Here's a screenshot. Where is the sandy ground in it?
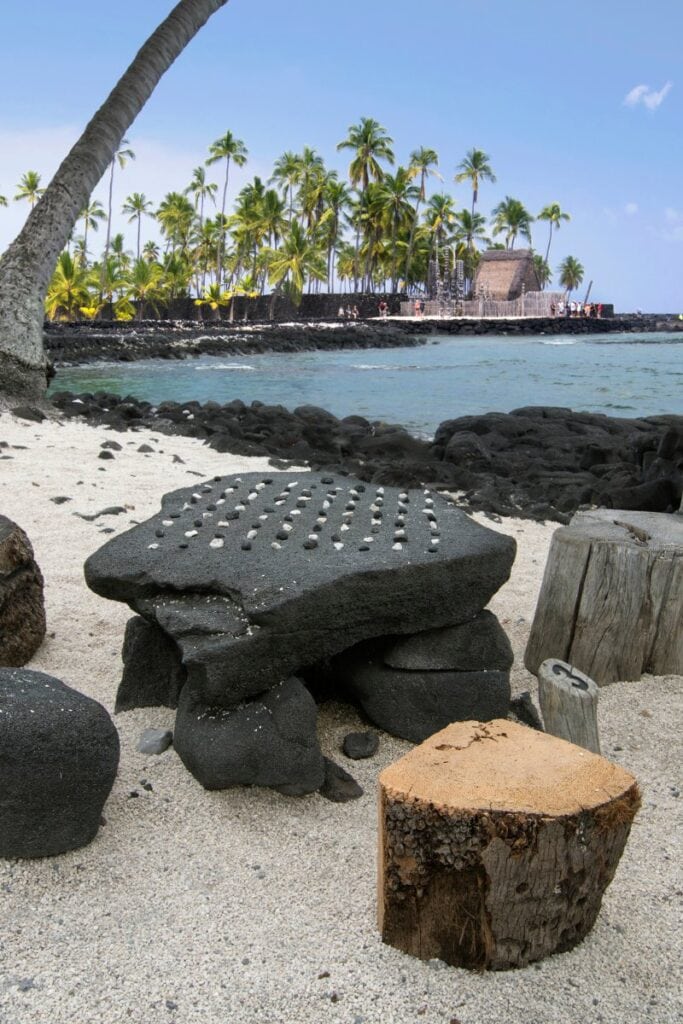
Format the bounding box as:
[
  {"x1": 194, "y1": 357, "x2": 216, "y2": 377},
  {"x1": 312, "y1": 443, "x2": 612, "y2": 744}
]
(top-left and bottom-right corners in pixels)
[{"x1": 0, "y1": 412, "x2": 680, "y2": 1024}]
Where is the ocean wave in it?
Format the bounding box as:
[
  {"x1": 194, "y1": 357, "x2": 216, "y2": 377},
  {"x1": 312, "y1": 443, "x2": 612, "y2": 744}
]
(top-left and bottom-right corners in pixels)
[
  {"x1": 194, "y1": 363, "x2": 256, "y2": 371},
  {"x1": 541, "y1": 340, "x2": 577, "y2": 346}
]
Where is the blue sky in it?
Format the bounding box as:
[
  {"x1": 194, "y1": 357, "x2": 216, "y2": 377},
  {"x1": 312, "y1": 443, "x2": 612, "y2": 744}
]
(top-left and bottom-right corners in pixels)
[{"x1": 0, "y1": 0, "x2": 680, "y2": 310}]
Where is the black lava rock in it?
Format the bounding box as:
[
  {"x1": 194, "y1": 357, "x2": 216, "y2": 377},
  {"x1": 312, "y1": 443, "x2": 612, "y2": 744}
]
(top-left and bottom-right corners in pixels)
[
  {"x1": 0, "y1": 668, "x2": 119, "y2": 858},
  {"x1": 319, "y1": 757, "x2": 363, "y2": 802},
  {"x1": 342, "y1": 731, "x2": 379, "y2": 760},
  {"x1": 117, "y1": 616, "x2": 186, "y2": 712},
  {"x1": 173, "y1": 677, "x2": 325, "y2": 794},
  {"x1": 382, "y1": 610, "x2": 513, "y2": 672}
]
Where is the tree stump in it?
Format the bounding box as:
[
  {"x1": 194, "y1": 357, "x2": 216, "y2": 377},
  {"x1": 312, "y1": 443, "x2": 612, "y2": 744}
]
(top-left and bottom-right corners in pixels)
[
  {"x1": 378, "y1": 719, "x2": 640, "y2": 970},
  {"x1": 538, "y1": 659, "x2": 600, "y2": 753},
  {"x1": 525, "y1": 509, "x2": 683, "y2": 685}
]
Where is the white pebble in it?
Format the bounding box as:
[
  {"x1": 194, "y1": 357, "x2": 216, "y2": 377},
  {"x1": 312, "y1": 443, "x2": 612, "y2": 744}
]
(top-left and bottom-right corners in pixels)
[
  {"x1": 209, "y1": 538, "x2": 224, "y2": 549},
  {"x1": 184, "y1": 530, "x2": 198, "y2": 538},
  {"x1": 247, "y1": 530, "x2": 258, "y2": 540},
  {"x1": 333, "y1": 542, "x2": 344, "y2": 551},
  {"x1": 147, "y1": 543, "x2": 159, "y2": 550},
  {"x1": 392, "y1": 542, "x2": 403, "y2": 551},
  {"x1": 271, "y1": 542, "x2": 281, "y2": 550}
]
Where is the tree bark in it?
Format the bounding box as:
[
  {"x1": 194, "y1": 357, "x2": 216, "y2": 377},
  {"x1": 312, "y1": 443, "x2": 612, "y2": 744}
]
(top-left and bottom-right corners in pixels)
[
  {"x1": 525, "y1": 509, "x2": 683, "y2": 684},
  {"x1": 537, "y1": 658, "x2": 600, "y2": 753},
  {"x1": 0, "y1": 0, "x2": 230, "y2": 401},
  {"x1": 379, "y1": 719, "x2": 640, "y2": 970}
]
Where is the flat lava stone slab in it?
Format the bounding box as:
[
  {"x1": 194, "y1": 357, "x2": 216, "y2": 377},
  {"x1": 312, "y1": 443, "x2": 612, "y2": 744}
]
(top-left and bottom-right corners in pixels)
[{"x1": 85, "y1": 472, "x2": 515, "y2": 705}]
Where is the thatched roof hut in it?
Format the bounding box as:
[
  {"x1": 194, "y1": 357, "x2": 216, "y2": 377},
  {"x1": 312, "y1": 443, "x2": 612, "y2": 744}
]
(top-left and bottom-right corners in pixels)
[{"x1": 473, "y1": 249, "x2": 541, "y2": 300}]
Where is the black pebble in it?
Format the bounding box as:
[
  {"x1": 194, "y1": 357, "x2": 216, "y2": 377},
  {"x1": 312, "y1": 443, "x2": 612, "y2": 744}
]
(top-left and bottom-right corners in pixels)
[{"x1": 343, "y1": 732, "x2": 379, "y2": 760}]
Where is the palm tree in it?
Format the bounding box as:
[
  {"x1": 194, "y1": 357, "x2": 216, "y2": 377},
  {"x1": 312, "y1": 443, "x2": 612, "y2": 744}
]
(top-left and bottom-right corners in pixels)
[
  {"x1": 45, "y1": 251, "x2": 92, "y2": 320},
  {"x1": 455, "y1": 149, "x2": 496, "y2": 218},
  {"x1": 537, "y1": 203, "x2": 571, "y2": 267},
  {"x1": 14, "y1": 171, "x2": 45, "y2": 209},
  {"x1": 267, "y1": 221, "x2": 327, "y2": 303},
  {"x1": 533, "y1": 254, "x2": 552, "y2": 289},
  {"x1": 79, "y1": 199, "x2": 107, "y2": 264},
  {"x1": 491, "y1": 196, "x2": 534, "y2": 250},
  {"x1": 103, "y1": 140, "x2": 135, "y2": 268},
  {"x1": 374, "y1": 168, "x2": 420, "y2": 291},
  {"x1": 127, "y1": 258, "x2": 164, "y2": 318},
  {"x1": 185, "y1": 166, "x2": 217, "y2": 229},
  {"x1": 207, "y1": 131, "x2": 247, "y2": 285},
  {"x1": 122, "y1": 192, "x2": 154, "y2": 260},
  {"x1": 321, "y1": 178, "x2": 351, "y2": 291},
  {"x1": 337, "y1": 117, "x2": 395, "y2": 194},
  {"x1": 0, "y1": 0, "x2": 231, "y2": 400},
  {"x1": 404, "y1": 146, "x2": 441, "y2": 287},
  {"x1": 270, "y1": 151, "x2": 300, "y2": 226},
  {"x1": 142, "y1": 239, "x2": 160, "y2": 263},
  {"x1": 558, "y1": 255, "x2": 584, "y2": 296},
  {"x1": 296, "y1": 147, "x2": 326, "y2": 231},
  {"x1": 453, "y1": 208, "x2": 489, "y2": 292},
  {"x1": 156, "y1": 191, "x2": 196, "y2": 256},
  {"x1": 424, "y1": 193, "x2": 456, "y2": 269}
]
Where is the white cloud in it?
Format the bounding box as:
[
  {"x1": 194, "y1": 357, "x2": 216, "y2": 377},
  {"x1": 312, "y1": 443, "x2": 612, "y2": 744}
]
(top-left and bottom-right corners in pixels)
[
  {"x1": 0, "y1": 124, "x2": 267, "y2": 256},
  {"x1": 624, "y1": 202, "x2": 639, "y2": 216},
  {"x1": 658, "y1": 207, "x2": 683, "y2": 241},
  {"x1": 624, "y1": 81, "x2": 673, "y2": 110}
]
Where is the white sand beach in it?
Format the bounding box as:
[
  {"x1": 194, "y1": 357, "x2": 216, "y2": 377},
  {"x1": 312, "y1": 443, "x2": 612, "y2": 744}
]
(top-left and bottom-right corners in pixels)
[{"x1": 0, "y1": 412, "x2": 680, "y2": 1024}]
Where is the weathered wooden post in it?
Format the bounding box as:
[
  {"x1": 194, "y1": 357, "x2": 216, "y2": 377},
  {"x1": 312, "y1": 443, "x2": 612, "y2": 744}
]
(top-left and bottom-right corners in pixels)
[
  {"x1": 537, "y1": 659, "x2": 600, "y2": 753},
  {"x1": 525, "y1": 509, "x2": 683, "y2": 684},
  {"x1": 378, "y1": 719, "x2": 640, "y2": 970}
]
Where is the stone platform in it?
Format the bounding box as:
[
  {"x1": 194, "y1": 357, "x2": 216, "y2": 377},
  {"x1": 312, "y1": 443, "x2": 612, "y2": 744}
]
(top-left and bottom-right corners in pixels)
[{"x1": 85, "y1": 472, "x2": 516, "y2": 794}]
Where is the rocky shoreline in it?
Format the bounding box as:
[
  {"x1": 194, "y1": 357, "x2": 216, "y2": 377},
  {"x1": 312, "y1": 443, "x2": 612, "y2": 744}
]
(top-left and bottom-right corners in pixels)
[
  {"x1": 44, "y1": 314, "x2": 682, "y2": 367},
  {"x1": 49, "y1": 390, "x2": 683, "y2": 524}
]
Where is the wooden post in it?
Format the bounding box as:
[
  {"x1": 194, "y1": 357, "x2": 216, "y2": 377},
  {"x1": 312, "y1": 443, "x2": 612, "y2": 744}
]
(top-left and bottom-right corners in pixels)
[
  {"x1": 525, "y1": 509, "x2": 683, "y2": 684},
  {"x1": 537, "y1": 658, "x2": 600, "y2": 753},
  {"x1": 378, "y1": 720, "x2": 640, "y2": 970}
]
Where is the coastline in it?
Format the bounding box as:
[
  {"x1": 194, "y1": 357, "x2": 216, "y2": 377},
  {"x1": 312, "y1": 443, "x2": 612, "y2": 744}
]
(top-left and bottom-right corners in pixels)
[
  {"x1": 0, "y1": 411, "x2": 680, "y2": 1024},
  {"x1": 47, "y1": 392, "x2": 683, "y2": 524},
  {"x1": 45, "y1": 314, "x2": 682, "y2": 368}
]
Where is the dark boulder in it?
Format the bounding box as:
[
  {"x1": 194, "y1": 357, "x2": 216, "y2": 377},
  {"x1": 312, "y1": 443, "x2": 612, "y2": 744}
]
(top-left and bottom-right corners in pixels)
[
  {"x1": 383, "y1": 610, "x2": 513, "y2": 672},
  {"x1": 173, "y1": 677, "x2": 324, "y2": 794},
  {"x1": 335, "y1": 640, "x2": 511, "y2": 743},
  {"x1": 0, "y1": 516, "x2": 45, "y2": 666},
  {"x1": 0, "y1": 668, "x2": 119, "y2": 858},
  {"x1": 116, "y1": 616, "x2": 186, "y2": 713}
]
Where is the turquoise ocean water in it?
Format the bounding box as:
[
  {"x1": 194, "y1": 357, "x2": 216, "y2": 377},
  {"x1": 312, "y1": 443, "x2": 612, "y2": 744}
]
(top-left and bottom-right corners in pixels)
[{"x1": 50, "y1": 331, "x2": 683, "y2": 438}]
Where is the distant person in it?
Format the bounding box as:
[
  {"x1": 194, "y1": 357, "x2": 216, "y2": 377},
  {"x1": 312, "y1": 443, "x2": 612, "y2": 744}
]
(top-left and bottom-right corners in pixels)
[
  {"x1": 352, "y1": 305, "x2": 359, "y2": 320},
  {"x1": 378, "y1": 299, "x2": 387, "y2": 318},
  {"x1": 550, "y1": 302, "x2": 556, "y2": 317},
  {"x1": 337, "y1": 304, "x2": 345, "y2": 318},
  {"x1": 419, "y1": 299, "x2": 426, "y2": 316},
  {"x1": 585, "y1": 302, "x2": 592, "y2": 318},
  {"x1": 597, "y1": 303, "x2": 603, "y2": 318},
  {"x1": 557, "y1": 301, "x2": 565, "y2": 317},
  {"x1": 345, "y1": 305, "x2": 352, "y2": 318},
  {"x1": 570, "y1": 300, "x2": 577, "y2": 317},
  {"x1": 414, "y1": 299, "x2": 421, "y2": 317}
]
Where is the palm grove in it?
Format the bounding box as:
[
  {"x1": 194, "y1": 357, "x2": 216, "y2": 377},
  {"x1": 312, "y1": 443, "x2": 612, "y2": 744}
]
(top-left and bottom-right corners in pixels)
[{"x1": 2, "y1": 123, "x2": 583, "y2": 322}]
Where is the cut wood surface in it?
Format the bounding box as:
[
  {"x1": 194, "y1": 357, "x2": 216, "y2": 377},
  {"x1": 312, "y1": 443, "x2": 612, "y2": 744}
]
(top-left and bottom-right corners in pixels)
[
  {"x1": 378, "y1": 719, "x2": 640, "y2": 970},
  {"x1": 525, "y1": 509, "x2": 683, "y2": 684},
  {"x1": 538, "y1": 659, "x2": 600, "y2": 753}
]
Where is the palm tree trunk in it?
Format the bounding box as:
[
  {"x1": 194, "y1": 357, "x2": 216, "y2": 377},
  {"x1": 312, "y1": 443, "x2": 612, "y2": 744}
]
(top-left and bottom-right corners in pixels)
[
  {"x1": 217, "y1": 158, "x2": 230, "y2": 287},
  {"x1": 0, "y1": 0, "x2": 229, "y2": 401},
  {"x1": 136, "y1": 213, "x2": 142, "y2": 261},
  {"x1": 544, "y1": 223, "x2": 552, "y2": 266}
]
